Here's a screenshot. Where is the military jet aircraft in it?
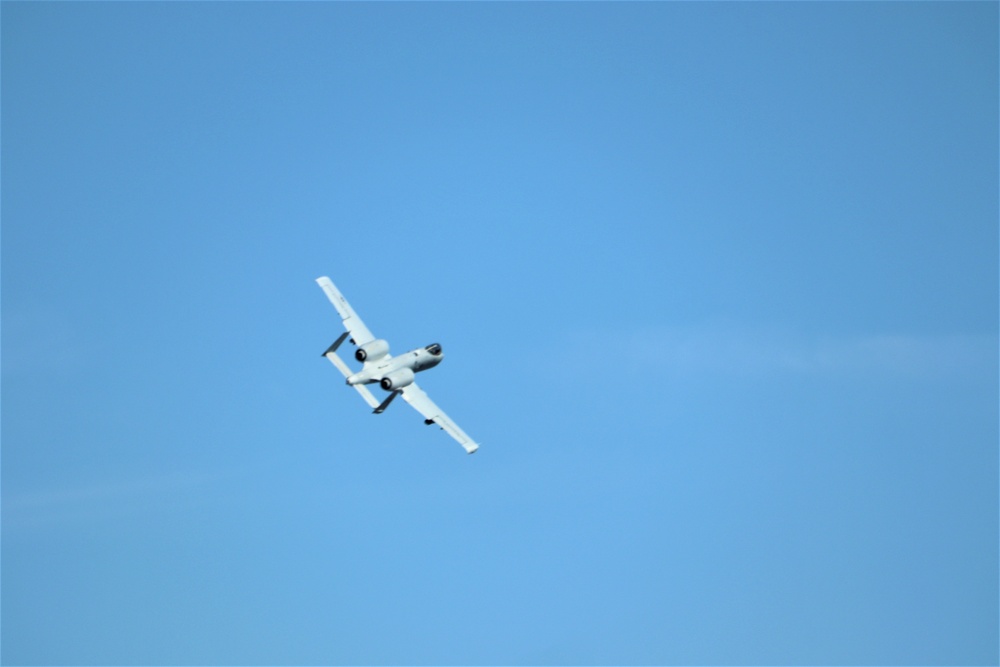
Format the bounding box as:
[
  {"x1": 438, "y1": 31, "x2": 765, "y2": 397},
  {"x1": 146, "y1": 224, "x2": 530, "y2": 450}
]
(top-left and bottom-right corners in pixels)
[{"x1": 316, "y1": 276, "x2": 479, "y2": 454}]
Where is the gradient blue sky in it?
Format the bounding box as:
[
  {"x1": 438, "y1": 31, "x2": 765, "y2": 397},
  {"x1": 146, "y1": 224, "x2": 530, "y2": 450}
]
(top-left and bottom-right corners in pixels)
[{"x1": 2, "y1": 3, "x2": 997, "y2": 665}]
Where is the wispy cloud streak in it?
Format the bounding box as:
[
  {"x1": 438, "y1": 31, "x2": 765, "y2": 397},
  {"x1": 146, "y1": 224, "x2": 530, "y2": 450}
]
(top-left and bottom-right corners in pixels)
[
  {"x1": 571, "y1": 326, "x2": 998, "y2": 379},
  {"x1": 2, "y1": 469, "x2": 228, "y2": 529}
]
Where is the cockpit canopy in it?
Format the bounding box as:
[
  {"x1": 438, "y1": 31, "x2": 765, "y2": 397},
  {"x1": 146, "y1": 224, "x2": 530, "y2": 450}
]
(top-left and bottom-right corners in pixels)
[{"x1": 425, "y1": 343, "x2": 442, "y2": 356}]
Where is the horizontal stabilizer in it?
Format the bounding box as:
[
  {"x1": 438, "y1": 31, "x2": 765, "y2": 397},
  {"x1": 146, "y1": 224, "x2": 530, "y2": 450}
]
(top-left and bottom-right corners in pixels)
[{"x1": 323, "y1": 349, "x2": 379, "y2": 409}]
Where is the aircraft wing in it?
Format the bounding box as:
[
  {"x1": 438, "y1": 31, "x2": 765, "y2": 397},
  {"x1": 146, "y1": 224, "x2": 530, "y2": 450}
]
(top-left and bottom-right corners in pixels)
[
  {"x1": 316, "y1": 276, "x2": 377, "y2": 347},
  {"x1": 401, "y1": 383, "x2": 480, "y2": 454}
]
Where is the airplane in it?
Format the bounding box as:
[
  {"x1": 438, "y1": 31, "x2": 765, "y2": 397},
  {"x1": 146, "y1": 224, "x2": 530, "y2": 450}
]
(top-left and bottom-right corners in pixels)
[{"x1": 316, "y1": 276, "x2": 480, "y2": 454}]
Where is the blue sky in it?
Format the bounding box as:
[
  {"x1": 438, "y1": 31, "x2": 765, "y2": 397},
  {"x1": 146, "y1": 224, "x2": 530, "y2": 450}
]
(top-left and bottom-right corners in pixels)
[{"x1": 2, "y1": 3, "x2": 997, "y2": 665}]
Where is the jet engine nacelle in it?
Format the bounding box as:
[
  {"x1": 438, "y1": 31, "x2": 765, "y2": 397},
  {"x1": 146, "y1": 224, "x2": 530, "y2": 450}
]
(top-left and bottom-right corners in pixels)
[
  {"x1": 355, "y1": 339, "x2": 389, "y2": 362},
  {"x1": 380, "y1": 368, "x2": 415, "y2": 391}
]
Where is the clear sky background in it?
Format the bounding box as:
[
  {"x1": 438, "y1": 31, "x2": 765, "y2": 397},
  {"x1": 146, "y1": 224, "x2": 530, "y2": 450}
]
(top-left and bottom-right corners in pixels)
[{"x1": 2, "y1": 3, "x2": 997, "y2": 665}]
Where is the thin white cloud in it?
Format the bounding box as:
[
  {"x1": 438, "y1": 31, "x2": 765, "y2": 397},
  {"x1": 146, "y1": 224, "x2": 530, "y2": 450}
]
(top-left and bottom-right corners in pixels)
[
  {"x1": 569, "y1": 326, "x2": 998, "y2": 379},
  {"x1": 809, "y1": 333, "x2": 999, "y2": 377},
  {"x1": 2, "y1": 468, "x2": 229, "y2": 529},
  {"x1": 1, "y1": 305, "x2": 90, "y2": 377}
]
